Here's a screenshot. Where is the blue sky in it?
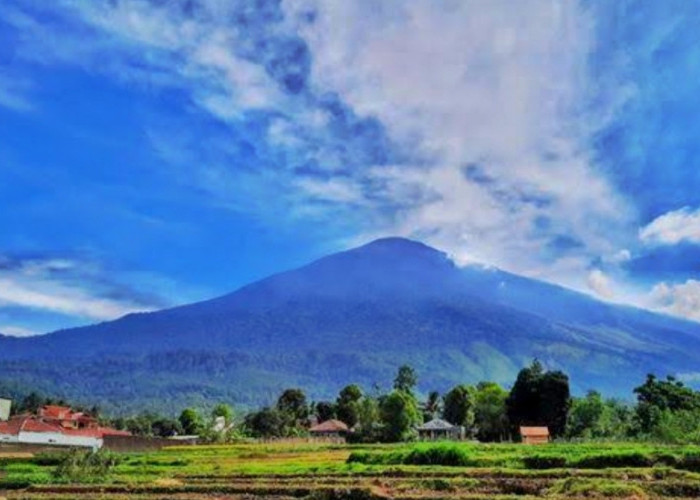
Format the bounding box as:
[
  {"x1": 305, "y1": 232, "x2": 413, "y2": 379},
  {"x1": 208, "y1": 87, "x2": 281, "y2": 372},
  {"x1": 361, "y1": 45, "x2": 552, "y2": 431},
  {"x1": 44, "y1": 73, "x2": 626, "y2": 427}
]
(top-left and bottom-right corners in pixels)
[{"x1": 2, "y1": 0, "x2": 700, "y2": 336}]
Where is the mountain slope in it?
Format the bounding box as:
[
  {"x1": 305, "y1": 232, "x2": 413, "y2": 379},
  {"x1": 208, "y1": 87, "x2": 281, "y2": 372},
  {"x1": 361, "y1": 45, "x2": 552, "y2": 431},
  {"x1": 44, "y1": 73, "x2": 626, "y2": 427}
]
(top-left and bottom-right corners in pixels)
[{"x1": 1, "y1": 237, "x2": 699, "y2": 414}]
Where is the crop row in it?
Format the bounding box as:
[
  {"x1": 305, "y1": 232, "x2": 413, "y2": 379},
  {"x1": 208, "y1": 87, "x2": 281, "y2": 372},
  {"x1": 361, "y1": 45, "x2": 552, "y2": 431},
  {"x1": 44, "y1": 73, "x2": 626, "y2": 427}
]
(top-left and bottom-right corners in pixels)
[{"x1": 347, "y1": 444, "x2": 700, "y2": 471}]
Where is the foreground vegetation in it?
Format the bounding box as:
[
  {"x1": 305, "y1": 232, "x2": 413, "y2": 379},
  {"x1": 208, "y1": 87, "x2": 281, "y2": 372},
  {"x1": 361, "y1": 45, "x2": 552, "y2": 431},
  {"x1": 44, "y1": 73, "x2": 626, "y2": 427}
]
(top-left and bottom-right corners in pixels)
[
  {"x1": 4, "y1": 441, "x2": 700, "y2": 499},
  {"x1": 7, "y1": 361, "x2": 700, "y2": 446}
]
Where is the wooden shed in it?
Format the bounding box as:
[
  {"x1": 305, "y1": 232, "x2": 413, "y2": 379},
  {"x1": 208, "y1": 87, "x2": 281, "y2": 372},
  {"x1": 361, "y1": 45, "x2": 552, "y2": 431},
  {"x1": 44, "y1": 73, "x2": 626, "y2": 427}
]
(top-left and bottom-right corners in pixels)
[{"x1": 519, "y1": 426, "x2": 550, "y2": 444}]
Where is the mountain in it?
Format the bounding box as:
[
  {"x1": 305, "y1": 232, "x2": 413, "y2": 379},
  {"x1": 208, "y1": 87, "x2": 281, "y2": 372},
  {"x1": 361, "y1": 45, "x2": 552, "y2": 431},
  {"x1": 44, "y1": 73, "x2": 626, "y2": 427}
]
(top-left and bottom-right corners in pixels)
[{"x1": 2, "y1": 237, "x2": 700, "y2": 415}]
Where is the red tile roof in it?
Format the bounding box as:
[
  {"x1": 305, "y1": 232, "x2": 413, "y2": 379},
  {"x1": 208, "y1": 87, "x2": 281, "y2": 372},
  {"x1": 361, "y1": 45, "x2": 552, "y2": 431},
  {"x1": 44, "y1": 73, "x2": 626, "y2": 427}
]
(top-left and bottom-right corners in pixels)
[
  {"x1": 40, "y1": 405, "x2": 72, "y2": 419},
  {"x1": 309, "y1": 419, "x2": 349, "y2": 433},
  {"x1": 0, "y1": 412, "x2": 129, "y2": 439}
]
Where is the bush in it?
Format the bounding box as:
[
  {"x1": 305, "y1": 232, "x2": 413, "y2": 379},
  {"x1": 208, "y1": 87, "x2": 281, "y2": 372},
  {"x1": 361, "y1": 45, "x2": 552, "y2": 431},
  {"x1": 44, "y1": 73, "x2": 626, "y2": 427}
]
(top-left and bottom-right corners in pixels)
[
  {"x1": 403, "y1": 445, "x2": 470, "y2": 466},
  {"x1": 53, "y1": 448, "x2": 122, "y2": 482}
]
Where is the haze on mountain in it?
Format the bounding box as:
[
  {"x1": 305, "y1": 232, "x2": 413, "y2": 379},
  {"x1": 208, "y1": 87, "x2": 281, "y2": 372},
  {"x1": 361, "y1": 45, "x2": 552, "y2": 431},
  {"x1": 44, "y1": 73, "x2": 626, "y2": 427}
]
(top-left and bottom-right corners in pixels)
[{"x1": 1, "y1": 237, "x2": 699, "y2": 415}]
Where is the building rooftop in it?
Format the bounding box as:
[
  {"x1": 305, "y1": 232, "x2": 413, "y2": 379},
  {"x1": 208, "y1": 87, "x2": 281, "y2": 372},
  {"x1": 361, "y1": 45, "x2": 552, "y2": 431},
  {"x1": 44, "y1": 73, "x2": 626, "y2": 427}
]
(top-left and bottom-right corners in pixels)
[
  {"x1": 519, "y1": 426, "x2": 550, "y2": 437},
  {"x1": 309, "y1": 419, "x2": 349, "y2": 433},
  {"x1": 417, "y1": 418, "x2": 458, "y2": 431}
]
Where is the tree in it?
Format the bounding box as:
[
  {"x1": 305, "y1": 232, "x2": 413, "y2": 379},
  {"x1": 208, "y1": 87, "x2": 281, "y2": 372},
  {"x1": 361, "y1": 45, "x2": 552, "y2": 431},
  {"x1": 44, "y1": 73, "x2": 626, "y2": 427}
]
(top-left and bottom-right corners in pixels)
[
  {"x1": 276, "y1": 388, "x2": 309, "y2": 433},
  {"x1": 357, "y1": 397, "x2": 380, "y2": 440},
  {"x1": 212, "y1": 403, "x2": 234, "y2": 426},
  {"x1": 314, "y1": 401, "x2": 336, "y2": 423},
  {"x1": 245, "y1": 407, "x2": 284, "y2": 438},
  {"x1": 151, "y1": 417, "x2": 182, "y2": 437},
  {"x1": 179, "y1": 408, "x2": 203, "y2": 435},
  {"x1": 539, "y1": 369, "x2": 571, "y2": 437},
  {"x1": 393, "y1": 365, "x2": 418, "y2": 394},
  {"x1": 567, "y1": 391, "x2": 605, "y2": 439},
  {"x1": 18, "y1": 392, "x2": 43, "y2": 414},
  {"x1": 336, "y1": 384, "x2": 363, "y2": 427},
  {"x1": 474, "y1": 382, "x2": 509, "y2": 442},
  {"x1": 422, "y1": 391, "x2": 442, "y2": 422},
  {"x1": 443, "y1": 385, "x2": 475, "y2": 432},
  {"x1": 599, "y1": 399, "x2": 633, "y2": 439},
  {"x1": 634, "y1": 374, "x2": 700, "y2": 434},
  {"x1": 506, "y1": 360, "x2": 571, "y2": 438},
  {"x1": 380, "y1": 390, "x2": 421, "y2": 442}
]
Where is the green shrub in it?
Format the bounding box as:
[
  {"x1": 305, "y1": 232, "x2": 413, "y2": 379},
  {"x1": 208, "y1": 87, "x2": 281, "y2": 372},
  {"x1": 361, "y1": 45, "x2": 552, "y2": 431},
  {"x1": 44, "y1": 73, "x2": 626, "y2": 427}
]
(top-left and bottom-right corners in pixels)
[
  {"x1": 403, "y1": 445, "x2": 470, "y2": 466},
  {"x1": 52, "y1": 448, "x2": 122, "y2": 482}
]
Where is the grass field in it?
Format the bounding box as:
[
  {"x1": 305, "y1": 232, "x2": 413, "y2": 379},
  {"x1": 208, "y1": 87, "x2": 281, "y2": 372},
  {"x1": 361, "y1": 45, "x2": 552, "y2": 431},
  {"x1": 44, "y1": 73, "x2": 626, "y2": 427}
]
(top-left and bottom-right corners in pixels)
[{"x1": 3, "y1": 441, "x2": 700, "y2": 499}]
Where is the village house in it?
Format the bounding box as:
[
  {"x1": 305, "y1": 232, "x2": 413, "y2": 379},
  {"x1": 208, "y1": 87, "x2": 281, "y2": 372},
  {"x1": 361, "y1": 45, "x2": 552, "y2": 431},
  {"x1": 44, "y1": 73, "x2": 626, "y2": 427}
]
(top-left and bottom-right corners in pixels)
[
  {"x1": 417, "y1": 418, "x2": 465, "y2": 441},
  {"x1": 0, "y1": 402, "x2": 130, "y2": 450},
  {"x1": 519, "y1": 426, "x2": 550, "y2": 444},
  {"x1": 309, "y1": 419, "x2": 349, "y2": 439}
]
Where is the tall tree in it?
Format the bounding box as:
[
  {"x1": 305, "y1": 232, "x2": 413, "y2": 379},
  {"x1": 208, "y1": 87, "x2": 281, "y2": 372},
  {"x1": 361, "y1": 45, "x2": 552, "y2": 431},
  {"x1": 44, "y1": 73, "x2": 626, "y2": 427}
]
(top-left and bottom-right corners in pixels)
[
  {"x1": 634, "y1": 374, "x2": 700, "y2": 434},
  {"x1": 315, "y1": 401, "x2": 336, "y2": 423},
  {"x1": 380, "y1": 390, "x2": 421, "y2": 442},
  {"x1": 336, "y1": 384, "x2": 363, "y2": 427},
  {"x1": 178, "y1": 408, "x2": 203, "y2": 435},
  {"x1": 567, "y1": 391, "x2": 605, "y2": 438},
  {"x1": 474, "y1": 382, "x2": 509, "y2": 442},
  {"x1": 506, "y1": 360, "x2": 571, "y2": 438},
  {"x1": 393, "y1": 365, "x2": 418, "y2": 394},
  {"x1": 422, "y1": 390, "x2": 442, "y2": 422},
  {"x1": 276, "y1": 388, "x2": 309, "y2": 432},
  {"x1": 212, "y1": 403, "x2": 234, "y2": 425},
  {"x1": 443, "y1": 385, "x2": 475, "y2": 431},
  {"x1": 245, "y1": 407, "x2": 284, "y2": 438}
]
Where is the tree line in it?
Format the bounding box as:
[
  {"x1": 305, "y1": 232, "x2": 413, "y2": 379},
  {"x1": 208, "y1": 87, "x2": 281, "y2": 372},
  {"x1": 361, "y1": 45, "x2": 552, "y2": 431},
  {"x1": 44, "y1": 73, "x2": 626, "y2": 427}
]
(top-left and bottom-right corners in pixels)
[{"x1": 6, "y1": 361, "x2": 700, "y2": 443}]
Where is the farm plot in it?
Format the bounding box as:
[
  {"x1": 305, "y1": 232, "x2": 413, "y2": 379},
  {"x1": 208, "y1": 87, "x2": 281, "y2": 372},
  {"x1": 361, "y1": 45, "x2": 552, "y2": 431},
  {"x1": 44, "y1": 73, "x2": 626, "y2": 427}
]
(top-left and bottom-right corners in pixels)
[{"x1": 4, "y1": 441, "x2": 700, "y2": 499}]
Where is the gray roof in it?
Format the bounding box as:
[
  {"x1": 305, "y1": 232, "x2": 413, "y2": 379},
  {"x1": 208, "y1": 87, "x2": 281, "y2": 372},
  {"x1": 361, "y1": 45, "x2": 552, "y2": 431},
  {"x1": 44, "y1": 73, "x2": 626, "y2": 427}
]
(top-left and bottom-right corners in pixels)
[{"x1": 417, "y1": 418, "x2": 458, "y2": 431}]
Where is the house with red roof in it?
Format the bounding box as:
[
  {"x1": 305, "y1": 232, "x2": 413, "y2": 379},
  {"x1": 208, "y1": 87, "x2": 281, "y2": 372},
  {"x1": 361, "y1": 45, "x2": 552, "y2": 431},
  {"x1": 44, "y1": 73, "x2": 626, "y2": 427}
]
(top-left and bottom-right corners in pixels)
[{"x1": 0, "y1": 403, "x2": 130, "y2": 450}]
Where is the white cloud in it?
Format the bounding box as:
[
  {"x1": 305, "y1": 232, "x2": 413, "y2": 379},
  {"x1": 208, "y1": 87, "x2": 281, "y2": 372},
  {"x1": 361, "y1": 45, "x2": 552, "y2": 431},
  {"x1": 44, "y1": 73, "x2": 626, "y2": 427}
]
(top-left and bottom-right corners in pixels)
[
  {"x1": 0, "y1": 325, "x2": 38, "y2": 337},
  {"x1": 0, "y1": 278, "x2": 151, "y2": 320},
  {"x1": 586, "y1": 269, "x2": 614, "y2": 299},
  {"x1": 609, "y1": 249, "x2": 632, "y2": 264},
  {"x1": 0, "y1": 256, "x2": 159, "y2": 322},
  {"x1": 285, "y1": 0, "x2": 633, "y2": 283},
  {"x1": 3, "y1": 1, "x2": 644, "y2": 306},
  {"x1": 639, "y1": 207, "x2": 700, "y2": 246},
  {"x1": 648, "y1": 280, "x2": 700, "y2": 322}
]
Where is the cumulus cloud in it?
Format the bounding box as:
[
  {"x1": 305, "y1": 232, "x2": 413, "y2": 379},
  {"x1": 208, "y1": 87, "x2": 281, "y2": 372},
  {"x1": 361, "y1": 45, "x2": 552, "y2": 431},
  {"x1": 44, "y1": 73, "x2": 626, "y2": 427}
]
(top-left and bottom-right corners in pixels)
[
  {"x1": 639, "y1": 207, "x2": 700, "y2": 246},
  {"x1": 647, "y1": 280, "x2": 700, "y2": 321},
  {"x1": 586, "y1": 269, "x2": 614, "y2": 299}
]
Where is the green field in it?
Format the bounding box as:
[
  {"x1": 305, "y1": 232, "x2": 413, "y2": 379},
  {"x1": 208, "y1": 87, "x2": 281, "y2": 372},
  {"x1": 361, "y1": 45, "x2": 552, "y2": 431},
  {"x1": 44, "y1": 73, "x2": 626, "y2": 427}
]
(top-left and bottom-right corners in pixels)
[{"x1": 3, "y1": 441, "x2": 700, "y2": 499}]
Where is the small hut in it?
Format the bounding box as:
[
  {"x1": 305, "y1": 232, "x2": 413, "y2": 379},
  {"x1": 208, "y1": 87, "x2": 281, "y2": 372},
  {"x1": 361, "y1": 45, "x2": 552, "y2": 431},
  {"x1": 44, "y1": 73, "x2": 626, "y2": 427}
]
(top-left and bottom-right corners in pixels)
[
  {"x1": 309, "y1": 419, "x2": 349, "y2": 439},
  {"x1": 519, "y1": 426, "x2": 550, "y2": 444},
  {"x1": 417, "y1": 418, "x2": 465, "y2": 441}
]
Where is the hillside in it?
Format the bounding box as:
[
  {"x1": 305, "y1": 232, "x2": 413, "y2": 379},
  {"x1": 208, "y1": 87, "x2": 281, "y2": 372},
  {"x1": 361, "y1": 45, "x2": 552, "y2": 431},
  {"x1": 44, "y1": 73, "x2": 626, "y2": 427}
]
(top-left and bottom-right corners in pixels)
[{"x1": 1, "y1": 237, "x2": 700, "y2": 415}]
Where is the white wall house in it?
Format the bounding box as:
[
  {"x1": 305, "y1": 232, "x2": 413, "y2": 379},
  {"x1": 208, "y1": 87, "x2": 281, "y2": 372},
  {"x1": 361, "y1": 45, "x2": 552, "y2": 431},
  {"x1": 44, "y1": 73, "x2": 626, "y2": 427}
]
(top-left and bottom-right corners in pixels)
[
  {"x1": 18, "y1": 431, "x2": 102, "y2": 450},
  {"x1": 0, "y1": 431, "x2": 18, "y2": 443}
]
